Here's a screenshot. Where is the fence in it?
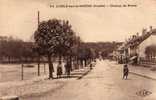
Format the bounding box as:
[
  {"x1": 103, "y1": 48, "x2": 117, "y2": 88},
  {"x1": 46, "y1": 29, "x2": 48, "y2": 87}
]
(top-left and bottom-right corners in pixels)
[{"x1": 139, "y1": 58, "x2": 156, "y2": 66}]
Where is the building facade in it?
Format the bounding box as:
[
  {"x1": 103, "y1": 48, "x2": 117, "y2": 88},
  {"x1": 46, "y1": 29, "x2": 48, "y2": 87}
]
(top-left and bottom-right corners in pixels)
[{"x1": 124, "y1": 27, "x2": 156, "y2": 64}]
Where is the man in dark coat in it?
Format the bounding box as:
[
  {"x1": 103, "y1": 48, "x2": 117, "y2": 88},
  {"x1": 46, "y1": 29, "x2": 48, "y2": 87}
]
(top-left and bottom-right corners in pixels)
[{"x1": 123, "y1": 64, "x2": 129, "y2": 80}]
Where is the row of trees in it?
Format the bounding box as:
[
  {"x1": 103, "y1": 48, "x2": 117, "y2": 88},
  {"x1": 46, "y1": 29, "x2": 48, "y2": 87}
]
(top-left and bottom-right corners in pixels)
[
  {"x1": 0, "y1": 34, "x2": 120, "y2": 65},
  {"x1": 34, "y1": 19, "x2": 95, "y2": 79},
  {"x1": 0, "y1": 19, "x2": 102, "y2": 79},
  {"x1": 0, "y1": 35, "x2": 95, "y2": 65},
  {"x1": 0, "y1": 36, "x2": 36, "y2": 63},
  {"x1": 0, "y1": 36, "x2": 94, "y2": 64},
  {"x1": 83, "y1": 42, "x2": 123, "y2": 59}
]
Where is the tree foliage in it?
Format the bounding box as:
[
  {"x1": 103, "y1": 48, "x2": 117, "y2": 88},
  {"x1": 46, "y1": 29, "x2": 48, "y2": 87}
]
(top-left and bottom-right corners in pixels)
[{"x1": 34, "y1": 19, "x2": 76, "y2": 57}]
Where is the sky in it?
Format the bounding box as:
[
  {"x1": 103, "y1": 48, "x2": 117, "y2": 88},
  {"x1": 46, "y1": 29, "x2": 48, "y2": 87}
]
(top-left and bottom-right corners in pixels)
[{"x1": 0, "y1": 0, "x2": 156, "y2": 42}]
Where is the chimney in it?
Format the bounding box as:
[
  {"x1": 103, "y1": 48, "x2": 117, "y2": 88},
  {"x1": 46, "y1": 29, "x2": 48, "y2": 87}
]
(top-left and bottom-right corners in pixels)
[
  {"x1": 142, "y1": 28, "x2": 147, "y2": 35},
  {"x1": 136, "y1": 32, "x2": 139, "y2": 37},
  {"x1": 132, "y1": 35, "x2": 136, "y2": 39},
  {"x1": 150, "y1": 26, "x2": 153, "y2": 32}
]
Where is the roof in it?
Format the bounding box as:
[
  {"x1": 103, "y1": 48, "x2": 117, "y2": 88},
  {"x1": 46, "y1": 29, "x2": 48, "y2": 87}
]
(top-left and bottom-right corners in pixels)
[{"x1": 125, "y1": 28, "x2": 156, "y2": 48}]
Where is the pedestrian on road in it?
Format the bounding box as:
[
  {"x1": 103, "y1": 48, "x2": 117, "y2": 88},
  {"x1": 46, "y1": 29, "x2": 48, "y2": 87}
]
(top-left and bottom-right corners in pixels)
[{"x1": 123, "y1": 64, "x2": 129, "y2": 80}]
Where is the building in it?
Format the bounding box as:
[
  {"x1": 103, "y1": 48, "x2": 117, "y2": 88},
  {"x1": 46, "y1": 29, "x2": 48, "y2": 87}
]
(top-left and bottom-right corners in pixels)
[
  {"x1": 124, "y1": 26, "x2": 156, "y2": 64},
  {"x1": 115, "y1": 43, "x2": 127, "y2": 63},
  {"x1": 138, "y1": 29, "x2": 156, "y2": 60}
]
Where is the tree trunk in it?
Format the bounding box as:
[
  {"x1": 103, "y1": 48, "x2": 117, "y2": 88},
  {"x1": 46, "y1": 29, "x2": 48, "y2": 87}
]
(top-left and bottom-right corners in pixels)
[
  {"x1": 80, "y1": 59, "x2": 83, "y2": 68},
  {"x1": 44, "y1": 63, "x2": 46, "y2": 74},
  {"x1": 59, "y1": 55, "x2": 61, "y2": 63},
  {"x1": 8, "y1": 56, "x2": 11, "y2": 63},
  {"x1": 69, "y1": 56, "x2": 72, "y2": 71},
  {"x1": 76, "y1": 56, "x2": 79, "y2": 69},
  {"x1": 84, "y1": 59, "x2": 87, "y2": 67},
  {"x1": 37, "y1": 56, "x2": 40, "y2": 76},
  {"x1": 48, "y1": 55, "x2": 53, "y2": 79}
]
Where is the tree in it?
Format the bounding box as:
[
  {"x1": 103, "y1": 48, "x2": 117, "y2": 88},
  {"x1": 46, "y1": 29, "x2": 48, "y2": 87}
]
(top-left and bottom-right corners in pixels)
[
  {"x1": 77, "y1": 44, "x2": 94, "y2": 67},
  {"x1": 34, "y1": 19, "x2": 77, "y2": 79},
  {"x1": 53, "y1": 20, "x2": 76, "y2": 61},
  {"x1": 145, "y1": 45, "x2": 156, "y2": 60}
]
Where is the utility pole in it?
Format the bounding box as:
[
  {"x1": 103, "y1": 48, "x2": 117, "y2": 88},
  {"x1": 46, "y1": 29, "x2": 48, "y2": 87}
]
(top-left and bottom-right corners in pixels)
[
  {"x1": 21, "y1": 64, "x2": 24, "y2": 80},
  {"x1": 37, "y1": 11, "x2": 41, "y2": 76},
  {"x1": 38, "y1": 11, "x2": 40, "y2": 27}
]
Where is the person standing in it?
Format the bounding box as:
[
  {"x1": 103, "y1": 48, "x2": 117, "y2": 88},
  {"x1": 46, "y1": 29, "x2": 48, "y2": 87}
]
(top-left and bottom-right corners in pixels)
[
  {"x1": 68, "y1": 61, "x2": 71, "y2": 78},
  {"x1": 123, "y1": 64, "x2": 129, "y2": 80},
  {"x1": 57, "y1": 61, "x2": 63, "y2": 78}
]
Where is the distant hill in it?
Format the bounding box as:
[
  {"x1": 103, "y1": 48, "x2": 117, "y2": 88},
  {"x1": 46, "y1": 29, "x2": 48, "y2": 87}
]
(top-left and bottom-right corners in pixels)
[{"x1": 82, "y1": 42, "x2": 123, "y2": 58}]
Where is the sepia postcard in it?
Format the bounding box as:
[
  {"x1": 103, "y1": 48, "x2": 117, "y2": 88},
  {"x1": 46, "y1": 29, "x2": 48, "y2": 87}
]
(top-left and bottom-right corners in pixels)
[{"x1": 0, "y1": 0, "x2": 156, "y2": 100}]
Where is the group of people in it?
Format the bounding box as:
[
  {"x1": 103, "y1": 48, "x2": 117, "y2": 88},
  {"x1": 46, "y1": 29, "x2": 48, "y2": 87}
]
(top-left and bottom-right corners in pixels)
[
  {"x1": 57, "y1": 61, "x2": 71, "y2": 78},
  {"x1": 57, "y1": 60, "x2": 96, "y2": 78}
]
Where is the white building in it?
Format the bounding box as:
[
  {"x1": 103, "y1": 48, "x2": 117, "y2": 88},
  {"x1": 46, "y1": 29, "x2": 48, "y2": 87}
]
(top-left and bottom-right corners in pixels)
[
  {"x1": 138, "y1": 29, "x2": 156, "y2": 59},
  {"x1": 124, "y1": 27, "x2": 156, "y2": 64}
]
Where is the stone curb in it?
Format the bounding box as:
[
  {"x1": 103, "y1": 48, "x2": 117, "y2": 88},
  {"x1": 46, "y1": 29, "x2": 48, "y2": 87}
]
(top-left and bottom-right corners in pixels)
[
  {"x1": 129, "y1": 71, "x2": 156, "y2": 81},
  {"x1": 77, "y1": 68, "x2": 91, "y2": 80}
]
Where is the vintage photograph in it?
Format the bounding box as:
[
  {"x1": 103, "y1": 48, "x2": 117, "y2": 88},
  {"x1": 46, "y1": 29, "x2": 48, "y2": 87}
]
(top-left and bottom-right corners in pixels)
[{"x1": 0, "y1": 0, "x2": 156, "y2": 100}]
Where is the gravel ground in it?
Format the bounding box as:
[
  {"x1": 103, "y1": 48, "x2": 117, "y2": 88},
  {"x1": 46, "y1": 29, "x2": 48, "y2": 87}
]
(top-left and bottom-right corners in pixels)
[
  {"x1": 0, "y1": 63, "x2": 90, "y2": 99},
  {"x1": 0, "y1": 78, "x2": 67, "y2": 98},
  {"x1": 0, "y1": 62, "x2": 67, "y2": 82}
]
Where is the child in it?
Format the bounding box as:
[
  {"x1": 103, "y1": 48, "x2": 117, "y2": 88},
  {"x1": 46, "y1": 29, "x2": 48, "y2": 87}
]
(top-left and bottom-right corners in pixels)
[{"x1": 123, "y1": 64, "x2": 129, "y2": 80}]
